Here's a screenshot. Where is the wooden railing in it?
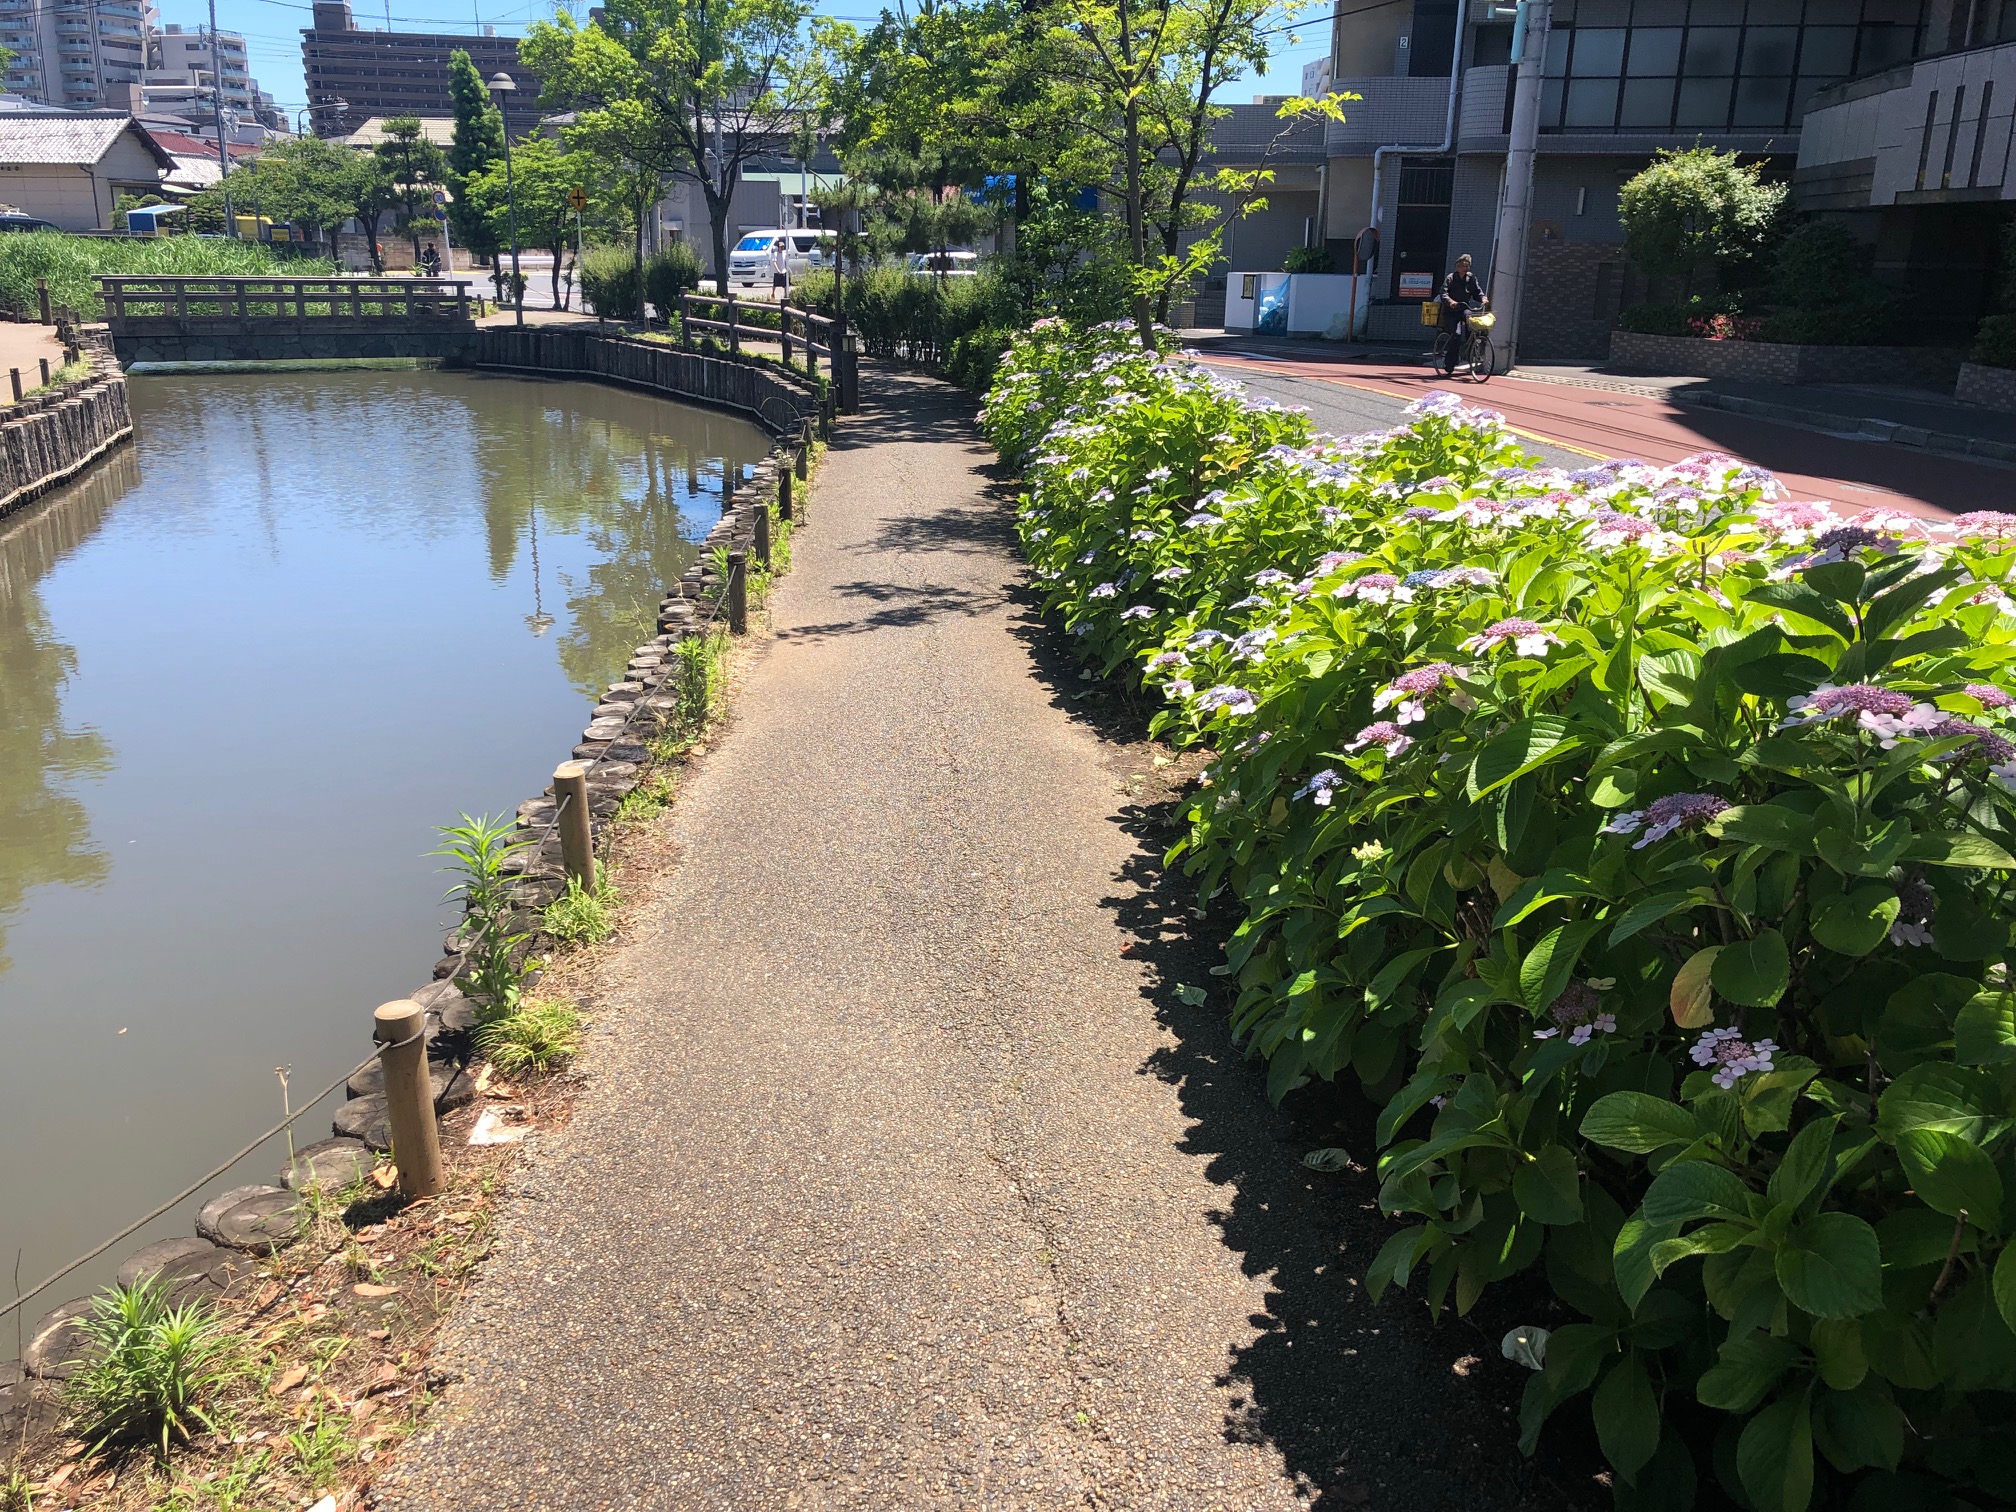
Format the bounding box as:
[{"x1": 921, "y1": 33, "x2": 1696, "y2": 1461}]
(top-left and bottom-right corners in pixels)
[
  {"x1": 99, "y1": 276, "x2": 478, "y2": 325},
  {"x1": 678, "y1": 290, "x2": 838, "y2": 371}
]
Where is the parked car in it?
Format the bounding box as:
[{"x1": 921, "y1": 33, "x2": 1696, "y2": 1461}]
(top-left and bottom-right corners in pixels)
[
  {"x1": 907, "y1": 250, "x2": 980, "y2": 278},
  {"x1": 724, "y1": 229, "x2": 835, "y2": 293},
  {"x1": 0, "y1": 214, "x2": 59, "y2": 233}
]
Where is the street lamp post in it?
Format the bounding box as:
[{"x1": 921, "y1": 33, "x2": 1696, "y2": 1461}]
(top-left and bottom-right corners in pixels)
[{"x1": 487, "y1": 71, "x2": 524, "y2": 327}]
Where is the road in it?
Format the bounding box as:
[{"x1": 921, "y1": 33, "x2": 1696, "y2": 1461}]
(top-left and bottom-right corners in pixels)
[{"x1": 1203, "y1": 349, "x2": 2008, "y2": 520}]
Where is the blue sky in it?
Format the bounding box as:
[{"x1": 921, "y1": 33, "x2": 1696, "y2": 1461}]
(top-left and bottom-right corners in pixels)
[{"x1": 203, "y1": 0, "x2": 1327, "y2": 125}]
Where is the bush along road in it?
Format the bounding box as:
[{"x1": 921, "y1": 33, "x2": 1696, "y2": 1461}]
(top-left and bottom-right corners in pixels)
[{"x1": 981, "y1": 319, "x2": 2016, "y2": 1512}]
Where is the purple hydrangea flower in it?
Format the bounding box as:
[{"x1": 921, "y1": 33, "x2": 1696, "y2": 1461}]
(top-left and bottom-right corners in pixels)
[
  {"x1": 1602, "y1": 792, "x2": 1730, "y2": 848},
  {"x1": 1231, "y1": 627, "x2": 1277, "y2": 662},
  {"x1": 1532, "y1": 982, "x2": 1619, "y2": 1044},
  {"x1": 1782, "y1": 683, "x2": 1943, "y2": 744},
  {"x1": 1196, "y1": 685, "x2": 1258, "y2": 717},
  {"x1": 1164, "y1": 679, "x2": 1194, "y2": 699},
  {"x1": 1891, "y1": 877, "x2": 1936, "y2": 948},
  {"x1": 1968, "y1": 683, "x2": 2015, "y2": 710},
  {"x1": 1120, "y1": 604, "x2": 1154, "y2": 620},
  {"x1": 1187, "y1": 630, "x2": 1231, "y2": 650},
  {"x1": 1334, "y1": 572, "x2": 1408, "y2": 605},
  {"x1": 1155, "y1": 566, "x2": 1191, "y2": 581},
  {"x1": 1090, "y1": 582, "x2": 1118, "y2": 599},
  {"x1": 1147, "y1": 651, "x2": 1188, "y2": 671},
  {"x1": 1293, "y1": 768, "x2": 1344, "y2": 806},
  {"x1": 1691, "y1": 1027, "x2": 1779, "y2": 1089}
]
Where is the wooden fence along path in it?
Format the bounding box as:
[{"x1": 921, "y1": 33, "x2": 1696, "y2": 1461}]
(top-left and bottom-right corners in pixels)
[{"x1": 677, "y1": 292, "x2": 857, "y2": 411}]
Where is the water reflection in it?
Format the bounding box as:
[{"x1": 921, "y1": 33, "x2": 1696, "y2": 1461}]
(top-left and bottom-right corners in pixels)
[{"x1": 0, "y1": 368, "x2": 765, "y2": 1301}]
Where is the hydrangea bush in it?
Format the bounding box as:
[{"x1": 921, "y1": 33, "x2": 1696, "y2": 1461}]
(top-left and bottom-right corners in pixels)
[{"x1": 983, "y1": 321, "x2": 2016, "y2": 1512}]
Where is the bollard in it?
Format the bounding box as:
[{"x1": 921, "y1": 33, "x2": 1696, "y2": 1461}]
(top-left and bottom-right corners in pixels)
[
  {"x1": 728, "y1": 549, "x2": 749, "y2": 635},
  {"x1": 795, "y1": 442, "x2": 808, "y2": 482},
  {"x1": 552, "y1": 760, "x2": 595, "y2": 890},
  {"x1": 37, "y1": 357, "x2": 48, "y2": 387},
  {"x1": 753, "y1": 498, "x2": 771, "y2": 568},
  {"x1": 8, "y1": 370, "x2": 20, "y2": 403},
  {"x1": 373, "y1": 999, "x2": 444, "y2": 1199},
  {"x1": 35, "y1": 278, "x2": 49, "y2": 326},
  {"x1": 778, "y1": 468, "x2": 793, "y2": 522}
]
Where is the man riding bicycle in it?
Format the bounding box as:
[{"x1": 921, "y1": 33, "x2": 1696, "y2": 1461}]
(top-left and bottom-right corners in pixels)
[{"x1": 1438, "y1": 253, "x2": 1487, "y2": 376}]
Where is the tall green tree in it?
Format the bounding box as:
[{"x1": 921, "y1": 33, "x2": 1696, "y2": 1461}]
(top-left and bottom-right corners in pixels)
[
  {"x1": 521, "y1": 0, "x2": 821, "y2": 294},
  {"x1": 447, "y1": 49, "x2": 505, "y2": 261},
  {"x1": 466, "y1": 135, "x2": 600, "y2": 309},
  {"x1": 1619, "y1": 146, "x2": 1788, "y2": 298},
  {"x1": 374, "y1": 116, "x2": 449, "y2": 262}
]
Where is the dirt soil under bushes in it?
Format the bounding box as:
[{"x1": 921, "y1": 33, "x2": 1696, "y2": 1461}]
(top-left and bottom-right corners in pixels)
[{"x1": 371, "y1": 366, "x2": 1606, "y2": 1512}]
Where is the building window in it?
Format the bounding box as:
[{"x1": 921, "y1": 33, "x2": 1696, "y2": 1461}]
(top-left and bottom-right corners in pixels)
[{"x1": 1540, "y1": 0, "x2": 1927, "y2": 133}]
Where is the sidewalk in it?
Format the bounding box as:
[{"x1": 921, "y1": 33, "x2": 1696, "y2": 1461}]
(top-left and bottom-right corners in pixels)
[
  {"x1": 376, "y1": 367, "x2": 1575, "y2": 1512},
  {"x1": 1184, "y1": 329, "x2": 2016, "y2": 468}
]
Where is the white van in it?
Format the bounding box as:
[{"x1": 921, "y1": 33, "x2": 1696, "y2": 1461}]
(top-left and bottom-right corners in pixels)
[{"x1": 725, "y1": 229, "x2": 835, "y2": 293}]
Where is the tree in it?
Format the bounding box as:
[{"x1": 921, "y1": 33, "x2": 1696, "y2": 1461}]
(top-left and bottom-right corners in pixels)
[
  {"x1": 253, "y1": 135, "x2": 370, "y2": 245},
  {"x1": 521, "y1": 0, "x2": 820, "y2": 297},
  {"x1": 466, "y1": 135, "x2": 600, "y2": 309},
  {"x1": 1619, "y1": 146, "x2": 1787, "y2": 298},
  {"x1": 374, "y1": 116, "x2": 449, "y2": 262},
  {"x1": 447, "y1": 49, "x2": 505, "y2": 261}
]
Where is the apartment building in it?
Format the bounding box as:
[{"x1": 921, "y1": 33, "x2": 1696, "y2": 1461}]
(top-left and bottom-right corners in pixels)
[
  {"x1": 149, "y1": 24, "x2": 255, "y2": 118},
  {"x1": 301, "y1": 1, "x2": 539, "y2": 139},
  {"x1": 0, "y1": 0, "x2": 151, "y2": 112},
  {"x1": 1318, "y1": 0, "x2": 1939, "y2": 355}
]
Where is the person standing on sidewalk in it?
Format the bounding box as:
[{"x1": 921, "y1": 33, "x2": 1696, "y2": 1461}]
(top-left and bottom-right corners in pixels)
[
  {"x1": 1438, "y1": 253, "x2": 1486, "y2": 376},
  {"x1": 770, "y1": 236, "x2": 790, "y2": 302}
]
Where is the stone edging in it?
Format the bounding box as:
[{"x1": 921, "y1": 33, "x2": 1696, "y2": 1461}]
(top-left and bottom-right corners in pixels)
[
  {"x1": 1, "y1": 335, "x2": 821, "y2": 1393},
  {"x1": 0, "y1": 335, "x2": 134, "y2": 526}
]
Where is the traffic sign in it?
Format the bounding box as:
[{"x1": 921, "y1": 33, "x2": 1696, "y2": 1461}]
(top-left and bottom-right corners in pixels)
[
  {"x1": 568, "y1": 186, "x2": 587, "y2": 211},
  {"x1": 433, "y1": 188, "x2": 448, "y2": 205}
]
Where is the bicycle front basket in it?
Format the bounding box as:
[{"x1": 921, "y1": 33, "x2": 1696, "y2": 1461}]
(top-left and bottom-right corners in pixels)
[{"x1": 1468, "y1": 310, "x2": 1497, "y2": 331}]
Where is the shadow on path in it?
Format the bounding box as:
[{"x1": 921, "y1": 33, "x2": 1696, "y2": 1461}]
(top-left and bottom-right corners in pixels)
[{"x1": 995, "y1": 484, "x2": 1606, "y2": 1511}]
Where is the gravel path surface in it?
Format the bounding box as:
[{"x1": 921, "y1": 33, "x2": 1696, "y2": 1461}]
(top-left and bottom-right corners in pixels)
[{"x1": 377, "y1": 368, "x2": 1585, "y2": 1512}]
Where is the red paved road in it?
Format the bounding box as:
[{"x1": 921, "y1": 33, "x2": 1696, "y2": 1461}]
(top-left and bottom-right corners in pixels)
[{"x1": 1206, "y1": 353, "x2": 2011, "y2": 522}]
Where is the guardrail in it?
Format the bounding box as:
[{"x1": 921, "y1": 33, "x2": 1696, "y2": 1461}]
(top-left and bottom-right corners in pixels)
[
  {"x1": 677, "y1": 291, "x2": 857, "y2": 411},
  {"x1": 100, "y1": 276, "x2": 478, "y2": 325}
]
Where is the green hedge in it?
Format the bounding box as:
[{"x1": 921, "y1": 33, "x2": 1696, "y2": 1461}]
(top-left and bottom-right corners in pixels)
[
  {"x1": 984, "y1": 318, "x2": 2016, "y2": 1512},
  {"x1": 796, "y1": 261, "x2": 1015, "y2": 388},
  {"x1": 0, "y1": 232, "x2": 331, "y2": 320}
]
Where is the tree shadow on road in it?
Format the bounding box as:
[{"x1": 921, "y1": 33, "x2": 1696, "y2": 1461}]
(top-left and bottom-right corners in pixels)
[{"x1": 1001, "y1": 565, "x2": 1607, "y2": 1512}]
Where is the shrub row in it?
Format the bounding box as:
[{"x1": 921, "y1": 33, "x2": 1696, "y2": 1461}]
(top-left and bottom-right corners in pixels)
[
  {"x1": 982, "y1": 319, "x2": 2016, "y2": 1512},
  {"x1": 796, "y1": 262, "x2": 1014, "y2": 389},
  {"x1": 0, "y1": 232, "x2": 333, "y2": 320}
]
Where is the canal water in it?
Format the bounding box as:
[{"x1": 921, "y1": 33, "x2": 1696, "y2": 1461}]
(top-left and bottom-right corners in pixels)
[{"x1": 0, "y1": 367, "x2": 768, "y2": 1314}]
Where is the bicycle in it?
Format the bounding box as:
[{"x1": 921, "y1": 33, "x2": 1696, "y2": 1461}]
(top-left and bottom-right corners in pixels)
[{"x1": 1429, "y1": 307, "x2": 1497, "y2": 382}]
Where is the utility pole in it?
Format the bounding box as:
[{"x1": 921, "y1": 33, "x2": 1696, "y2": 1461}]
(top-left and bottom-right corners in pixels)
[
  {"x1": 206, "y1": 0, "x2": 232, "y2": 228},
  {"x1": 1487, "y1": 0, "x2": 1550, "y2": 373}
]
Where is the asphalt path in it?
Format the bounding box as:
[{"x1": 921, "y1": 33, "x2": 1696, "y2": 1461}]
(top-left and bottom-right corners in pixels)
[
  {"x1": 1205, "y1": 349, "x2": 2012, "y2": 520},
  {"x1": 378, "y1": 366, "x2": 1588, "y2": 1512}
]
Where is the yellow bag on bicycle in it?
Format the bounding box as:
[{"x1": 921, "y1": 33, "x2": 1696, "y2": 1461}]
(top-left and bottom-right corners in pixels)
[{"x1": 1468, "y1": 310, "x2": 1497, "y2": 331}]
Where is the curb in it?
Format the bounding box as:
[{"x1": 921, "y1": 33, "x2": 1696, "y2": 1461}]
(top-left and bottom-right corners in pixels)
[{"x1": 1669, "y1": 389, "x2": 2016, "y2": 468}]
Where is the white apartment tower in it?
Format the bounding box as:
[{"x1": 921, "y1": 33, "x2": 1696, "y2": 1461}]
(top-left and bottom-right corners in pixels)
[{"x1": 0, "y1": 0, "x2": 151, "y2": 110}]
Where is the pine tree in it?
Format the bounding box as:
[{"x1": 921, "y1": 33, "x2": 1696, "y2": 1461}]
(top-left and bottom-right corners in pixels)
[{"x1": 447, "y1": 48, "x2": 505, "y2": 261}]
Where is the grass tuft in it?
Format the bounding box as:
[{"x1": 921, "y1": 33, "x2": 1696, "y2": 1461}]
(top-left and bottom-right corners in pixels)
[
  {"x1": 542, "y1": 871, "x2": 620, "y2": 947},
  {"x1": 475, "y1": 997, "x2": 583, "y2": 1077}
]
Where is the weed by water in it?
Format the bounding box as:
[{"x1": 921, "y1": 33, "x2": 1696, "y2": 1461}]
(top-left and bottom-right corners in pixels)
[
  {"x1": 431, "y1": 814, "x2": 534, "y2": 1016},
  {"x1": 64, "y1": 1280, "x2": 243, "y2": 1461},
  {"x1": 475, "y1": 997, "x2": 583, "y2": 1077},
  {"x1": 543, "y1": 872, "x2": 619, "y2": 948}
]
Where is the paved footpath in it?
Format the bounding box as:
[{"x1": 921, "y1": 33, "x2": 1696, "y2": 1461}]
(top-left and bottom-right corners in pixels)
[{"x1": 379, "y1": 369, "x2": 1575, "y2": 1512}]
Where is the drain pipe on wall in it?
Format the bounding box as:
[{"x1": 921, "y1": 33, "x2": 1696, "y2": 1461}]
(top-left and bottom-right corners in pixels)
[{"x1": 1362, "y1": 15, "x2": 1470, "y2": 334}]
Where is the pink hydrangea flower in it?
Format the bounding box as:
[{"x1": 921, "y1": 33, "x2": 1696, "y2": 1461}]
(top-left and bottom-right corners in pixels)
[
  {"x1": 1463, "y1": 618, "x2": 1561, "y2": 657},
  {"x1": 1782, "y1": 683, "x2": 1943, "y2": 745},
  {"x1": 1691, "y1": 1027, "x2": 1779, "y2": 1089},
  {"x1": 1196, "y1": 685, "x2": 1258, "y2": 717},
  {"x1": 1345, "y1": 721, "x2": 1413, "y2": 757},
  {"x1": 1941, "y1": 511, "x2": 2016, "y2": 542},
  {"x1": 1750, "y1": 499, "x2": 1842, "y2": 545},
  {"x1": 1334, "y1": 572, "x2": 1410, "y2": 605},
  {"x1": 1373, "y1": 662, "x2": 1472, "y2": 725},
  {"x1": 1967, "y1": 683, "x2": 2015, "y2": 711},
  {"x1": 1532, "y1": 981, "x2": 1617, "y2": 1044}
]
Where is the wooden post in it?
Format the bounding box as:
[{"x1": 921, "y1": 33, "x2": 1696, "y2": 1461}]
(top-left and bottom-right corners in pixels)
[
  {"x1": 552, "y1": 760, "x2": 595, "y2": 890},
  {"x1": 37, "y1": 358, "x2": 48, "y2": 387},
  {"x1": 175, "y1": 282, "x2": 188, "y2": 321},
  {"x1": 35, "y1": 278, "x2": 49, "y2": 324},
  {"x1": 780, "y1": 307, "x2": 793, "y2": 369},
  {"x1": 9, "y1": 370, "x2": 21, "y2": 403},
  {"x1": 679, "y1": 292, "x2": 692, "y2": 351},
  {"x1": 796, "y1": 433, "x2": 809, "y2": 481},
  {"x1": 779, "y1": 467, "x2": 793, "y2": 523},
  {"x1": 728, "y1": 549, "x2": 749, "y2": 635},
  {"x1": 725, "y1": 293, "x2": 739, "y2": 354},
  {"x1": 372, "y1": 998, "x2": 444, "y2": 1199},
  {"x1": 753, "y1": 496, "x2": 771, "y2": 568}
]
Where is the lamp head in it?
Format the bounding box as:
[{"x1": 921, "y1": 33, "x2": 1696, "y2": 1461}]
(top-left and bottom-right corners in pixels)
[{"x1": 486, "y1": 71, "x2": 516, "y2": 96}]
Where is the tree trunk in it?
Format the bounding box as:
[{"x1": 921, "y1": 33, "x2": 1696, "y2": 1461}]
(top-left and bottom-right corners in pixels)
[
  {"x1": 551, "y1": 242, "x2": 565, "y2": 310},
  {"x1": 707, "y1": 182, "x2": 732, "y2": 302},
  {"x1": 634, "y1": 212, "x2": 648, "y2": 325},
  {"x1": 1123, "y1": 95, "x2": 1154, "y2": 349}
]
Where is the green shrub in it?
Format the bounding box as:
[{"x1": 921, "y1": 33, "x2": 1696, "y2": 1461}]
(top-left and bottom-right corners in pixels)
[
  {"x1": 475, "y1": 996, "x2": 582, "y2": 1075},
  {"x1": 1971, "y1": 312, "x2": 2016, "y2": 370},
  {"x1": 0, "y1": 232, "x2": 332, "y2": 320},
  {"x1": 797, "y1": 259, "x2": 1016, "y2": 368},
  {"x1": 1283, "y1": 246, "x2": 1333, "y2": 274},
  {"x1": 65, "y1": 1279, "x2": 241, "y2": 1459},
  {"x1": 985, "y1": 319, "x2": 2016, "y2": 1512},
  {"x1": 578, "y1": 243, "x2": 642, "y2": 321},
  {"x1": 1759, "y1": 222, "x2": 1896, "y2": 345},
  {"x1": 431, "y1": 814, "x2": 533, "y2": 1017},
  {"x1": 645, "y1": 241, "x2": 704, "y2": 322}
]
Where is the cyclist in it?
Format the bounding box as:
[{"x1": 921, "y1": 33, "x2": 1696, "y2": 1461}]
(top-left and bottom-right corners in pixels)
[{"x1": 1438, "y1": 253, "x2": 1487, "y2": 376}]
